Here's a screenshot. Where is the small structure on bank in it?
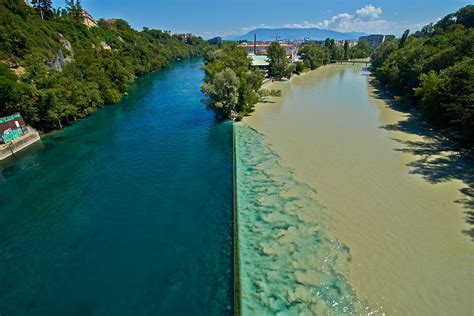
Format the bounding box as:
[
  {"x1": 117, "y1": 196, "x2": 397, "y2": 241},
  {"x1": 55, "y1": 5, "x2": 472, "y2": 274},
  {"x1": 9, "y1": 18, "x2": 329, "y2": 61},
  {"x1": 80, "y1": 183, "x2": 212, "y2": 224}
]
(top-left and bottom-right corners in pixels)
[
  {"x1": 0, "y1": 113, "x2": 41, "y2": 160},
  {"x1": 249, "y1": 53, "x2": 269, "y2": 69}
]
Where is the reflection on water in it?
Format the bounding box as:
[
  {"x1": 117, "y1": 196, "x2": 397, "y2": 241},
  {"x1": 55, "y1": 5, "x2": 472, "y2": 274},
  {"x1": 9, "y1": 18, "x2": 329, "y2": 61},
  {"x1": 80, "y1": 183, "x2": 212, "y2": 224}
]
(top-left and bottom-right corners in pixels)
[{"x1": 236, "y1": 124, "x2": 364, "y2": 315}]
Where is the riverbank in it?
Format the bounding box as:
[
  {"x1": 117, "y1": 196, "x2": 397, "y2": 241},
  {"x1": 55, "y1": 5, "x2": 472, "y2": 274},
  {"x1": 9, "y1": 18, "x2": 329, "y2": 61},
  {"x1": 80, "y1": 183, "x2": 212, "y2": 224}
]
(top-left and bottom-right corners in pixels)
[{"x1": 240, "y1": 64, "x2": 473, "y2": 314}]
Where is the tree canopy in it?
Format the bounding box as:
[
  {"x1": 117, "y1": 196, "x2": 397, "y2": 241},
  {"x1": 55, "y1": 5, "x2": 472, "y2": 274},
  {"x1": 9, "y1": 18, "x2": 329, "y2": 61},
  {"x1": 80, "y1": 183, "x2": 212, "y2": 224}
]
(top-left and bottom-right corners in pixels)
[
  {"x1": 0, "y1": 0, "x2": 207, "y2": 130},
  {"x1": 268, "y1": 42, "x2": 291, "y2": 80},
  {"x1": 371, "y1": 5, "x2": 474, "y2": 146},
  {"x1": 202, "y1": 43, "x2": 264, "y2": 119},
  {"x1": 299, "y1": 44, "x2": 330, "y2": 70}
]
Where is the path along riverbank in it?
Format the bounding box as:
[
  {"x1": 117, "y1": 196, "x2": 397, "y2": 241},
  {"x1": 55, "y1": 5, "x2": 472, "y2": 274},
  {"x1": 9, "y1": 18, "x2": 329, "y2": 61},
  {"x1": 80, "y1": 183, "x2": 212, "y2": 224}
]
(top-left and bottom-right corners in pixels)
[{"x1": 239, "y1": 64, "x2": 473, "y2": 314}]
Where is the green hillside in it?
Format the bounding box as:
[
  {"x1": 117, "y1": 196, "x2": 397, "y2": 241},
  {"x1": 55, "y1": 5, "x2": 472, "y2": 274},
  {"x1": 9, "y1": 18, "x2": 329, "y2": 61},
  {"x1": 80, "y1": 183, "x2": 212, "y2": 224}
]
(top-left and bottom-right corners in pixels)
[{"x1": 0, "y1": 0, "x2": 206, "y2": 130}]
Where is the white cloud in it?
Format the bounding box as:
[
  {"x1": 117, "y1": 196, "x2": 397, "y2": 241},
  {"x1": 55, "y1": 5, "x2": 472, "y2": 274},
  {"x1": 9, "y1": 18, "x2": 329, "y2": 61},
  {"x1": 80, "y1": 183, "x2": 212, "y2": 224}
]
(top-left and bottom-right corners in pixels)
[
  {"x1": 314, "y1": 4, "x2": 387, "y2": 33},
  {"x1": 221, "y1": 4, "x2": 427, "y2": 37},
  {"x1": 355, "y1": 4, "x2": 382, "y2": 19}
]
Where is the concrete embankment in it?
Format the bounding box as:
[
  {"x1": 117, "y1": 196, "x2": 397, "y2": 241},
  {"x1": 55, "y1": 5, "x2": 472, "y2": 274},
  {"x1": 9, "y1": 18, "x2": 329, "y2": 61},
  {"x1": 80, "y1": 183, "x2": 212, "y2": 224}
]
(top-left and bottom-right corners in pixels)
[{"x1": 0, "y1": 129, "x2": 41, "y2": 160}]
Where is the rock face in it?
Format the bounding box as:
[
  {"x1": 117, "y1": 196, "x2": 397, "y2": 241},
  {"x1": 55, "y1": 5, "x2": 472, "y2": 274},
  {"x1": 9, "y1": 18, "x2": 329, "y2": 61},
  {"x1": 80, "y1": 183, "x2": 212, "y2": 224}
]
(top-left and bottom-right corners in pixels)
[
  {"x1": 45, "y1": 34, "x2": 75, "y2": 71},
  {"x1": 46, "y1": 48, "x2": 67, "y2": 71},
  {"x1": 5, "y1": 61, "x2": 25, "y2": 76},
  {"x1": 100, "y1": 41, "x2": 111, "y2": 50},
  {"x1": 59, "y1": 34, "x2": 74, "y2": 57}
]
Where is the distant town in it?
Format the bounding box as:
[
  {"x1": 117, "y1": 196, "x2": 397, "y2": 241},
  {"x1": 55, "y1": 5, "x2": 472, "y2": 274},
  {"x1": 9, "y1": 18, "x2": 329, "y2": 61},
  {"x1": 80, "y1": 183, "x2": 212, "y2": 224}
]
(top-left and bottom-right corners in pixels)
[{"x1": 209, "y1": 33, "x2": 395, "y2": 68}]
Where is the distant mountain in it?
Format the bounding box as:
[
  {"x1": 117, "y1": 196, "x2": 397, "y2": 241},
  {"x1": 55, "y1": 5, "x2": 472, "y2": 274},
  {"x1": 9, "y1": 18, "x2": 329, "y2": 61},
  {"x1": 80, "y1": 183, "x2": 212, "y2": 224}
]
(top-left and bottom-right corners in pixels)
[{"x1": 224, "y1": 28, "x2": 367, "y2": 42}]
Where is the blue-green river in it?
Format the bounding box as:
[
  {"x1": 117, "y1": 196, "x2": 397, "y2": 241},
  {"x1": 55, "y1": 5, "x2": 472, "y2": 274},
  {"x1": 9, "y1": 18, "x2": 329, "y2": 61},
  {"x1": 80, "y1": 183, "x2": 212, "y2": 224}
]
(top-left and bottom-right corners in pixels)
[{"x1": 0, "y1": 59, "x2": 233, "y2": 315}]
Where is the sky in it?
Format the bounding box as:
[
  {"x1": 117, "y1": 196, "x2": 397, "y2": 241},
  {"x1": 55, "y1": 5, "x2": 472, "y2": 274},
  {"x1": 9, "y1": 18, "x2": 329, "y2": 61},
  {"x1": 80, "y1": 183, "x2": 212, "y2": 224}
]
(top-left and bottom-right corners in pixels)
[{"x1": 52, "y1": 0, "x2": 471, "y2": 38}]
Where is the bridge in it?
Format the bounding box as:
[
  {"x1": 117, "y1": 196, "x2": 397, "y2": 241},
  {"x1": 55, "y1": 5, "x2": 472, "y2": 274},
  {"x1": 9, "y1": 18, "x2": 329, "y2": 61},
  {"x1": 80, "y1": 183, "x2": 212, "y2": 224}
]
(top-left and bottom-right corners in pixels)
[{"x1": 329, "y1": 60, "x2": 371, "y2": 66}]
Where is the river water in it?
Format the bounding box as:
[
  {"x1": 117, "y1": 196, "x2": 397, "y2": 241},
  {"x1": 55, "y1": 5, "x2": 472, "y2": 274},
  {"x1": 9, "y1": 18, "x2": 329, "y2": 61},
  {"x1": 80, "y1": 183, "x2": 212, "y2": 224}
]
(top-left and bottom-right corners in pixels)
[
  {"x1": 239, "y1": 65, "x2": 473, "y2": 314},
  {"x1": 2, "y1": 60, "x2": 472, "y2": 316},
  {"x1": 0, "y1": 59, "x2": 234, "y2": 315}
]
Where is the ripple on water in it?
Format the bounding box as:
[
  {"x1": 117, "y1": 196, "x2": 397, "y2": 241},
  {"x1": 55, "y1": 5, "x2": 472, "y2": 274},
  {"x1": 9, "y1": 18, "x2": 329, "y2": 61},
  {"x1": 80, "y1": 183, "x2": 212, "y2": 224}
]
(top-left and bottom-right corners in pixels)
[{"x1": 236, "y1": 123, "x2": 364, "y2": 315}]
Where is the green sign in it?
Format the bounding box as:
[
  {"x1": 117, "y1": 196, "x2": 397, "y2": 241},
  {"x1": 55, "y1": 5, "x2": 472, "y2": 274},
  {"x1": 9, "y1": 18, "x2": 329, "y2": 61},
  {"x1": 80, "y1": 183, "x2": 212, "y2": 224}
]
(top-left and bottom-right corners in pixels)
[
  {"x1": 2, "y1": 129, "x2": 22, "y2": 142},
  {"x1": 0, "y1": 113, "x2": 21, "y2": 124}
]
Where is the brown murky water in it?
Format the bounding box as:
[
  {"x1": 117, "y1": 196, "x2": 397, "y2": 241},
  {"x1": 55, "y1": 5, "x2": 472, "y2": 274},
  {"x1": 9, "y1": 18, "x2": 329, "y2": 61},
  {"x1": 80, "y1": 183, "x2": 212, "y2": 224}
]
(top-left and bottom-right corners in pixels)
[{"x1": 244, "y1": 65, "x2": 474, "y2": 315}]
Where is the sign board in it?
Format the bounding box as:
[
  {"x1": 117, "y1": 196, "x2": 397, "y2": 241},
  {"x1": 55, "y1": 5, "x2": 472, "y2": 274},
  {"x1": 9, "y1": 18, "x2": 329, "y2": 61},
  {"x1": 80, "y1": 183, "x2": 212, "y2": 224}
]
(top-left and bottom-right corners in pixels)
[
  {"x1": 0, "y1": 113, "x2": 21, "y2": 125},
  {"x1": 2, "y1": 129, "x2": 22, "y2": 142}
]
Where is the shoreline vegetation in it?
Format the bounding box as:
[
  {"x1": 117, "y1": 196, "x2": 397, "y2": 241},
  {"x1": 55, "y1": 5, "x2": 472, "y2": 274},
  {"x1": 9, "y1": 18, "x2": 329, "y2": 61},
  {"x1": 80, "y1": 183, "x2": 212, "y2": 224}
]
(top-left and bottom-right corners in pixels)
[
  {"x1": 202, "y1": 38, "x2": 374, "y2": 121},
  {"x1": 203, "y1": 5, "x2": 472, "y2": 151},
  {"x1": 0, "y1": 0, "x2": 207, "y2": 132},
  {"x1": 370, "y1": 5, "x2": 473, "y2": 148}
]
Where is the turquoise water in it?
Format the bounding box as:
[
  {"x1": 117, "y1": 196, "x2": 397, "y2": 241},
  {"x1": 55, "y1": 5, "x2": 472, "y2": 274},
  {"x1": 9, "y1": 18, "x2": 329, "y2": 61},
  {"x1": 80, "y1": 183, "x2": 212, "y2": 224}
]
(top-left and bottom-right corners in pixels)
[
  {"x1": 0, "y1": 59, "x2": 233, "y2": 315},
  {"x1": 235, "y1": 124, "x2": 363, "y2": 315}
]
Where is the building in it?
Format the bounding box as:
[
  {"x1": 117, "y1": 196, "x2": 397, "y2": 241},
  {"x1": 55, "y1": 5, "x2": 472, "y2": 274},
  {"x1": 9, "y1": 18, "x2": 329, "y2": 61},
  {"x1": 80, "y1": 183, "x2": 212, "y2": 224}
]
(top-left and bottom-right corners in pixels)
[
  {"x1": 358, "y1": 34, "x2": 396, "y2": 50},
  {"x1": 249, "y1": 53, "x2": 269, "y2": 68},
  {"x1": 105, "y1": 18, "x2": 119, "y2": 24},
  {"x1": 239, "y1": 41, "x2": 296, "y2": 56},
  {"x1": 0, "y1": 113, "x2": 28, "y2": 143},
  {"x1": 0, "y1": 113, "x2": 41, "y2": 160},
  {"x1": 81, "y1": 9, "x2": 97, "y2": 28}
]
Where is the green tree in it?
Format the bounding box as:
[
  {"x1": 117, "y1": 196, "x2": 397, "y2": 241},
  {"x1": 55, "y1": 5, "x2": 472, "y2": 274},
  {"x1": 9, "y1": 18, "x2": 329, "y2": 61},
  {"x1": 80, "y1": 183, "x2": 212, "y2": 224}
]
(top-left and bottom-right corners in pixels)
[
  {"x1": 343, "y1": 40, "x2": 349, "y2": 60},
  {"x1": 324, "y1": 38, "x2": 335, "y2": 50},
  {"x1": 0, "y1": 64, "x2": 20, "y2": 114},
  {"x1": 0, "y1": 64, "x2": 38, "y2": 122},
  {"x1": 324, "y1": 38, "x2": 346, "y2": 61},
  {"x1": 31, "y1": 0, "x2": 53, "y2": 19},
  {"x1": 456, "y1": 5, "x2": 474, "y2": 28},
  {"x1": 0, "y1": 0, "x2": 207, "y2": 130},
  {"x1": 201, "y1": 68, "x2": 240, "y2": 118},
  {"x1": 293, "y1": 61, "x2": 307, "y2": 74},
  {"x1": 65, "y1": 0, "x2": 83, "y2": 21},
  {"x1": 416, "y1": 58, "x2": 474, "y2": 138},
  {"x1": 370, "y1": 39, "x2": 399, "y2": 69},
  {"x1": 350, "y1": 40, "x2": 371, "y2": 59},
  {"x1": 399, "y1": 29, "x2": 410, "y2": 48},
  {"x1": 372, "y1": 5, "x2": 474, "y2": 145},
  {"x1": 268, "y1": 42, "x2": 290, "y2": 80},
  {"x1": 299, "y1": 44, "x2": 330, "y2": 69},
  {"x1": 435, "y1": 5, "x2": 473, "y2": 31},
  {"x1": 202, "y1": 43, "x2": 266, "y2": 118}
]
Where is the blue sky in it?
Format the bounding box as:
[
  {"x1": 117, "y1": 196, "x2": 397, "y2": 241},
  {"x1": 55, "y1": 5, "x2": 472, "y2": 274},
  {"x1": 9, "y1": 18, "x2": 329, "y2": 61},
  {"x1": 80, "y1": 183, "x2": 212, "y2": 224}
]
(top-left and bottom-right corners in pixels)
[{"x1": 52, "y1": 0, "x2": 470, "y2": 38}]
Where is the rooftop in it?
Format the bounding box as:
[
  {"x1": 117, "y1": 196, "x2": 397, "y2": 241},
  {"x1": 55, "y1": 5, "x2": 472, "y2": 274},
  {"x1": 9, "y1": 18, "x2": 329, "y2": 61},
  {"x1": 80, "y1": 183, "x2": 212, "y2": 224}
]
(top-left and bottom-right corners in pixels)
[{"x1": 249, "y1": 54, "x2": 269, "y2": 67}]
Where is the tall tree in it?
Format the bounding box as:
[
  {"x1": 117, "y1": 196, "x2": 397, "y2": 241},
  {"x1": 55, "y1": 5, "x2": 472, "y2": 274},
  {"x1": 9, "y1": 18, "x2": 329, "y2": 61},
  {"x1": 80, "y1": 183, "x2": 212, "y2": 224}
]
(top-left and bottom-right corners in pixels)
[
  {"x1": 202, "y1": 44, "x2": 265, "y2": 119},
  {"x1": 65, "y1": 0, "x2": 83, "y2": 21},
  {"x1": 201, "y1": 68, "x2": 240, "y2": 118},
  {"x1": 31, "y1": 0, "x2": 53, "y2": 20},
  {"x1": 268, "y1": 42, "x2": 290, "y2": 80},
  {"x1": 350, "y1": 40, "x2": 372, "y2": 59},
  {"x1": 300, "y1": 44, "x2": 330, "y2": 69},
  {"x1": 399, "y1": 29, "x2": 410, "y2": 48},
  {"x1": 343, "y1": 40, "x2": 350, "y2": 60}
]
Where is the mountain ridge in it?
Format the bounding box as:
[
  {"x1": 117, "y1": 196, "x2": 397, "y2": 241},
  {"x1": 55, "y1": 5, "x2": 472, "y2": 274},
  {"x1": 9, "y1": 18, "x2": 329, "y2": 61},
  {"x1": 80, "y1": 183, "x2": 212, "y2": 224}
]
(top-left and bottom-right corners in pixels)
[{"x1": 223, "y1": 28, "x2": 367, "y2": 41}]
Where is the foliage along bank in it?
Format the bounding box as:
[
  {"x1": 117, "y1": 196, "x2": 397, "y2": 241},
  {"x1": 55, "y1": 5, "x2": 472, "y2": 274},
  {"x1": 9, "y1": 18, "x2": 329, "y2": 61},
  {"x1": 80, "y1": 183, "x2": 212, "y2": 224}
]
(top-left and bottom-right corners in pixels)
[
  {"x1": 371, "y1": 5, "x2": 473, "y2": 147},
  {"x1": 201, "y1": 44, "x2": 265, "y2": 120},
  {"x1": 0, "y1": 0, "x2": 207, "y2": 130}
]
